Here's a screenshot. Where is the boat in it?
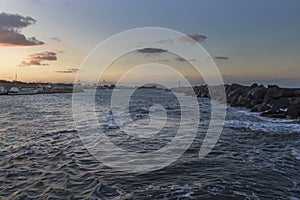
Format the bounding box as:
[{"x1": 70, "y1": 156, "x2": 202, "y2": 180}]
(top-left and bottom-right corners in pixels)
[
  {"x1": 8, "y1": 87, "x2": 19, "y2": 94},
  {"x1": 8, "y1": 87, "x2": 39, "y2": 95},
  {"x1": 7, "y1": 74, "x2": 39, "y2": 95}
]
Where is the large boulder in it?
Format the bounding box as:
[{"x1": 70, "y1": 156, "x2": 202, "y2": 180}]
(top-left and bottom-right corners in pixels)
[
  {"x1": 294, "y1": 90, "x2": 300, "y2": 97},
  {"x1": 229, "y1": 94, "x2": 250, "y2": 108},
  {"x1": 250, "y1": 83, "x2": 259, "y2": 88},
  {"x1": 251, "y1": 104, "x2": 271, "y2": 112},
  {"x1": 227, "y1": 87, "x2": 244, "y2": 98},
  {"x1": 264, "y1": 85, "x2": 284, "y2": 103},
  {"x1": 226, "y1": 85, "x2": 250, "y2": 105},
  {"x1": 237, "y1": 95, "x2": 245, "y2": 106},
  {"x1": 250, "y1": 98, "x2": 263, "y2": 107},
  {"x1": 247, "y1": 85, "x2": 267, "y2": 100},
  {"x1": 290, "y1": 97, "x2": 300, "y2": 108},
  {"x1": 271, "y1": 97, "x2": 290, "y2": 111},
  {"x1": 230, "y1": 96, "x2": 239, "y2": 107},
  {"x1": 194, "y1": 85, "x2": 209, "y2": 98},
  {"x1": 286, "y1": 105, "x2": 300, "y2": 119}
]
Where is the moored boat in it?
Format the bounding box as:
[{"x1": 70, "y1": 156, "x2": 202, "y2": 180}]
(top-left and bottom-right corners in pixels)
[{"x1": 8, "y1": 87, "x2": 39, "y2": 95}]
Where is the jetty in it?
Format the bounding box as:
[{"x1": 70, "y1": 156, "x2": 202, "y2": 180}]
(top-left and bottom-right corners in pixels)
[{"x1": 175, "y1": 83, "x2": 300, "y2": 119}]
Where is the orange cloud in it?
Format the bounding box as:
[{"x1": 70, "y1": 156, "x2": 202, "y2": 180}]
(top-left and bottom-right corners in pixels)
[{"x1": 20, "y1": 51, "x2": 57, "y2": 66}]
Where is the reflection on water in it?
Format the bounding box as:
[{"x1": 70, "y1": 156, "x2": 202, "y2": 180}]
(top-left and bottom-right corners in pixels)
[{"x1": 0, "y1": 90, "x2": 299, "y2": 199}]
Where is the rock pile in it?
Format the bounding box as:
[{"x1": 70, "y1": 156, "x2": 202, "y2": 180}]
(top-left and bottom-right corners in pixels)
[{"x1": 192, "y1": 84, "x2": 300, "y2": 119}]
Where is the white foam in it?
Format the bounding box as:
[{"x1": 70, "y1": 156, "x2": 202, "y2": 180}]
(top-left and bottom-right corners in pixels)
[
  {"x1": 225, "y1": 119, "x2": 300, "y2": 134},
  {"x1": 291, "y1": 148, "x2": 300, "y2": 160},
  {"x1": 235, "y1": 109, "x2": 297, "y2": 123},
  {"x1": 103, "y1": 109, "x2": 121, "y2": 130}
]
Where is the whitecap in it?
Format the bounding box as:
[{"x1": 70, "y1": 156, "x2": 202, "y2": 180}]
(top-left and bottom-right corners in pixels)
[{"x1": 291, "y1": 148, "x2": 300, "y2": 160}]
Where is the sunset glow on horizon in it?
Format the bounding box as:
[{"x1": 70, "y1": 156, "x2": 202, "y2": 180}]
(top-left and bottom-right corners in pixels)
[{"x1": 1, "y1": 0, "x2": 300, "y2": 87}]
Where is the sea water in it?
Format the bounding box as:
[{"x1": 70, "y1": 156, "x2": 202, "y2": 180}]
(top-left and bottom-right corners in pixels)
[{"x1": 0, "y1": 89, "x2": 299, "y2": 199}]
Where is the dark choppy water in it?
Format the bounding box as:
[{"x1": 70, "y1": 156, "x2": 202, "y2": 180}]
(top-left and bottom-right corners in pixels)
[{"x1": 1, "y1": 89, "x2": 300, "y2": 199}]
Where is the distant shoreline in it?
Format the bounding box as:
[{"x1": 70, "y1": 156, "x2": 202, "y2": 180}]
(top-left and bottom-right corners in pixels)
[
  {"x1": 1, "y1": 80, "x2": 299, "y2": 120},
  {"x1": 0, "y1": 80, "x2": 84, "y2": 95}
]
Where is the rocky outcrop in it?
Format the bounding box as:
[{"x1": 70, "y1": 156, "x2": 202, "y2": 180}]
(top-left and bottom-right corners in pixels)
[{"x1": 192, "y1": 83, "x2": 300, "y2": 119}]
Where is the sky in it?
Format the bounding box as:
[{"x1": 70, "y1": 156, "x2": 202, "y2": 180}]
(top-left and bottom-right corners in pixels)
[{"x1": 0, "y1": 0, "x2": 299, "y2": 87}]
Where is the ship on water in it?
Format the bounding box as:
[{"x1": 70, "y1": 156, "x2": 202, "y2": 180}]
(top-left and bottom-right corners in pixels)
[
  {"x1": 8, "y1": 87, "x2": 39, "y2": 95},
  {"x1": 7, "y1": 74, "x2": 40, "y2": 95}
]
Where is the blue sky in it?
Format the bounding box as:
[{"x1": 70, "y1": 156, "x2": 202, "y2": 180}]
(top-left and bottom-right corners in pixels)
[{"x1": 0, "y1": 0, "x2": 299, "y2": 86}]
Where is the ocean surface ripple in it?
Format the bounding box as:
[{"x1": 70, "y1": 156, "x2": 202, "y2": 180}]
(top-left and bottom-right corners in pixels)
[{"x1": 0, "y1": 90, "x2": 300, "y2": 199}]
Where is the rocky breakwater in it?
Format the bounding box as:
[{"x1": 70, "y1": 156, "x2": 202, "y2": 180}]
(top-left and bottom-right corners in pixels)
[{"x1": 191, "y1": 84, "x2": 300, "y2": 119}]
